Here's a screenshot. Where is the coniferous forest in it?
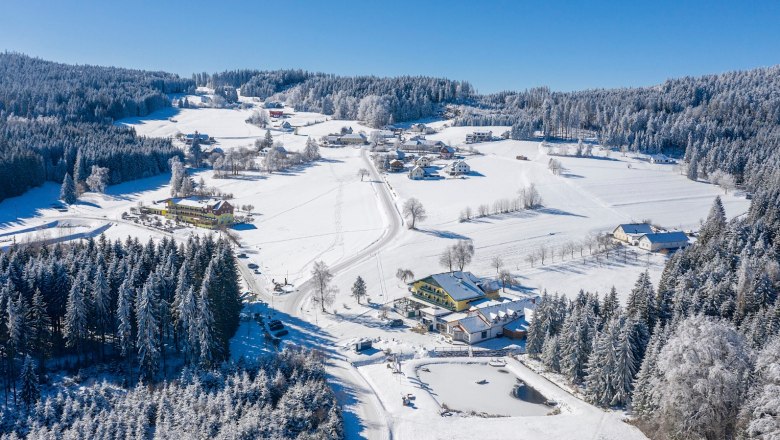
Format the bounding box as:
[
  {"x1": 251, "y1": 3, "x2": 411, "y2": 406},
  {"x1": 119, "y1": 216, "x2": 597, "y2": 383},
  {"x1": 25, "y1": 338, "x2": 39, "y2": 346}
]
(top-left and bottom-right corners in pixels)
[
  {"x1": 0, "y1": 53, "x2": 193, "y2": 202},
  {"x1": 2, "y1": 52, "x2": 780, "y2": 439}
]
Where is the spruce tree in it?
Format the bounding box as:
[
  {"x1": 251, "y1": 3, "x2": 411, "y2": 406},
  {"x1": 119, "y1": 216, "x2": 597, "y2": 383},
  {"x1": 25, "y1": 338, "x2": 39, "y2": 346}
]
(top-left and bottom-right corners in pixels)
[
  {"x1": 19, "y1": 355, "x2": 39, "y2": 409},
  {"x1": 60, "y1": 172, "x2": 78, "y2": 205},
  {"x1": 136, "y1": 279, "x2": 160, "y2": 382},
  {"x1": 351, "y1": 276, "x2": 367, "y2": 304}
]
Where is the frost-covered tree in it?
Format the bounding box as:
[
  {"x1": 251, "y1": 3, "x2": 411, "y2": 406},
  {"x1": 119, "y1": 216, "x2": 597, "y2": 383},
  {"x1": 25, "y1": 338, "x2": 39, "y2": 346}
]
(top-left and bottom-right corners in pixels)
[
  {"x1": 136, "y1": 279, "x2": 160, "y2": 382},
  {"x1": 351, "y1": 276, "x2": 367, "y2": 304},
  {"x1": 651, "y1": 315, "x2": 751, "y2": 440},
  {"x1": 64, "y1": 270, "x2": 89, "y2": 361},
  {"x1": 739, "y1": 334, "x2": 780, "y2": 439},
  {"x1": 19, "y1": 355, "x2": 39, "y2": 409},
  {"x1": 59, "y1": 172, "x2": 77, "y2": 205},
  {"x1": 85, "y1": 165, "x2": 109, "y2": 193},
  {"x1": 169, "y1": 156, "x2": 185, "y2": 197},
  {"x1": 311, "y1": 261, "x2": 336, "y2": 312}
]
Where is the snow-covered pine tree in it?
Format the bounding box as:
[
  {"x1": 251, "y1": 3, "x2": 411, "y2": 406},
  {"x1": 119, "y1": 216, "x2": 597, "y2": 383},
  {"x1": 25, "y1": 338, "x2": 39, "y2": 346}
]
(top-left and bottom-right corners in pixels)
[
  {"x1": 60, "y1": 172, "x2": 78, "y2": 205},
  {"x1": 64, "y1": 270, "x2": 89, "y2": 361},
  {"x1": 19, "y1": 355, "x2": 39, "y2": 409},
  {"x1": 136, "y1": 278, "x2": 160, "y2": 382},
  {"x1": 351, "y1": 276, "x2": 367, "y2": 304}
]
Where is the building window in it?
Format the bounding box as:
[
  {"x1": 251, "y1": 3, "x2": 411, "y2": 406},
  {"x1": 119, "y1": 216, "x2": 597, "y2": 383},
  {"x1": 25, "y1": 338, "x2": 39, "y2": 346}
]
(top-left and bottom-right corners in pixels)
[{"x1": 481, "y1": 331, "x2": 487, "y2": 339}]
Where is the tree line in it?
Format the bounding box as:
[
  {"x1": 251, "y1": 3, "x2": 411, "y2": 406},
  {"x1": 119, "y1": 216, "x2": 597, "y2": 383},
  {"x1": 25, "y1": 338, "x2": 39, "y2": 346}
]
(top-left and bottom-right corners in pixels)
[
  {"x1": 526, "y1": 196, "x2": 780, "y2": 439},
  {"x1": 0, "y1": 233, "x2": 243, "y2": 410},
  {"x1": 1, "y1": 348, "x2": 343, "y2": 439}
]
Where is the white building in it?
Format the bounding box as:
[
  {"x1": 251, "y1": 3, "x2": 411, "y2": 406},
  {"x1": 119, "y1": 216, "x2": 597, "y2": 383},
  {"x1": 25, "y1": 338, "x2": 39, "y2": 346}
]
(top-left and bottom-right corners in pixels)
[
  {"x1": 466, "y1": 130, "x2": 493, "y2": 143},
  {"x1": 416, "y1": 156, "x2": 432, "y2": 167},
  {"x1": 448, "y1": 160, "x2": 471, "y2": 176},
  {"x1": 649, "y1": 153, "x2": 676, "y2": 164},
  {"x1": 445, "y1": 298, "x2": 537, "y2": 345},
  {"x1": 638, "y1": 231, "x2": 689, "y2": 252},
  {"x1": 613, "y1": 223, "x2": 654, "y2": 244},
  {"x1": 408, "y1": 165, "x2": 426, "y2": 180}
]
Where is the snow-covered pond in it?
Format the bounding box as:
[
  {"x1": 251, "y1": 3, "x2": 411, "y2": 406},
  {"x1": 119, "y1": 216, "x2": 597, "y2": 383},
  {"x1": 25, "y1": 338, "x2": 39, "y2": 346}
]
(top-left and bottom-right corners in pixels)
[{"x1": 417, "y1": 362, "x2": 551, "y2": 417}]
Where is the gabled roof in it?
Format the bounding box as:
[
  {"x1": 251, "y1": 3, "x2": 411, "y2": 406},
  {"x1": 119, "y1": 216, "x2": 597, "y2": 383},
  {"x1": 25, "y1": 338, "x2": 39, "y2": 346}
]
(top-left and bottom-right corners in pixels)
[
  {"x1": 614, "y1": 223, "x2": 653, "y2": 235},
  {"x1": 457, "y1": 315, "x2": 491, "y2": 334},
  {"x1": 640, "y1": 231, "x2": 689, "y2": 244},
  {"x1": 422, "y1": 271, "x2": 486, "y2": 302},
  {"x1": 472, "y1": 298, "x2": 535, "y2": 321}
]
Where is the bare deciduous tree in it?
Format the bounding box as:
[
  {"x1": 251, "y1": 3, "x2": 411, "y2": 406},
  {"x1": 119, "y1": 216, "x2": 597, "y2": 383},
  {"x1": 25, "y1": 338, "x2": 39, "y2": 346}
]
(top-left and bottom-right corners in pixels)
[
  {"x1": 491, "y1": 256, "x2": 504, "y2": 274},
  {"x1": 402, "y1": 198, "x2": 427, "y2": 229},
  {"x1": 452, "y1": 240, "x2": 475, "y2": 271},
  {"x1": 311, "y1": 261, "x2": 336, "y2": 312},
  {"x1": 358, "y1": 168, "x2": 370, "y2": 181},
  {"x1": 395, "y1": 268, "x2": 414, "y2": 283}
]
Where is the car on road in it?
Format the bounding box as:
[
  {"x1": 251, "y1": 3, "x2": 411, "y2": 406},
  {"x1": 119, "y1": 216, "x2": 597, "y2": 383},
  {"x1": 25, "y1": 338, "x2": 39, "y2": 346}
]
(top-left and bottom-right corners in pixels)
[
  {"x1": 274, "y1": 329, "x2": 289, "y2": 337},
  {"x1": 248, "y1": 263, "x2": 259, "y2": 269},
  {"x1": 238, "y1": 253, "x2": 248, "y2": 258},
  {"x1": 269, "y1": 321, "x2": 284, "y2": 331}
]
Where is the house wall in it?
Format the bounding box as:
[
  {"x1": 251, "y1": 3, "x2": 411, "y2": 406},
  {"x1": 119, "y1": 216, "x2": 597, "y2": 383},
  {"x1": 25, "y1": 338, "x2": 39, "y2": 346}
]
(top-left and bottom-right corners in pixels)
[
  {"x1": 411, "y1": 281, "x2": 471, "y2": 311},
  {"x1": 639, "y1": 239, "x2": 688, "y2": 252}
]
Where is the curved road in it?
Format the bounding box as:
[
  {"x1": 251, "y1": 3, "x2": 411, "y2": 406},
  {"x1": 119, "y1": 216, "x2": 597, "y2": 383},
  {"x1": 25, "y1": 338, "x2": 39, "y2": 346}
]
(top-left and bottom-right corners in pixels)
[{"x1": 237, "y1": 148, "x2": 403, "y2": 439}]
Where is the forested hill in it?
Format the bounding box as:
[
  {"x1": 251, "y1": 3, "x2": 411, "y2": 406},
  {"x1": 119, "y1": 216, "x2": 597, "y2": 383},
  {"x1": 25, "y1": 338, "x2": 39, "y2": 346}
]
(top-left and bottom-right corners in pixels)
[
  {"x1": 463, "y1": 66, "x2": 780, "y2": 189},
  {"x1": 0, "y1": 52, "x2": 194, "y2": 122},
  {"x1": 0, "y1": 53, "x2": 194, "y2": 202},
  {"x1": 196, "y1": 69, "x2": 475, "y2": 127}
]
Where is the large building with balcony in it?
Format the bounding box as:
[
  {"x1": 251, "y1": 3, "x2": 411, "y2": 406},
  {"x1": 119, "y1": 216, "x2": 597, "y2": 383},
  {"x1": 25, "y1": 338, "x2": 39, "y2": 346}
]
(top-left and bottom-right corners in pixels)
[
  {"x1": 409, "y1": 271, "x2": 499, "y2": 312},
  {"x1": 142, "y1": 197, "x2": 235, "y2": 229},
  {"x1": 166, "y1": 197, "x2": 234, "y2": 228}
]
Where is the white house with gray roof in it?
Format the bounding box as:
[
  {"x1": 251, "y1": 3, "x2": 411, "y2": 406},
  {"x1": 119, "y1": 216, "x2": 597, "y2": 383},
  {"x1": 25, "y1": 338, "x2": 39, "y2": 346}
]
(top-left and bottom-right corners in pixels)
[{"x1": 638, "y1": 231, "x2": 689, "y2": 252}]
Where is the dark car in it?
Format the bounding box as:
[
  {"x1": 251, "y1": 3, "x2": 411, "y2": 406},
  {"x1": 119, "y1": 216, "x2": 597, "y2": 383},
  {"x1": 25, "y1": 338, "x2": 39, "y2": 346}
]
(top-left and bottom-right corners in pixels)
[
  {"x1": 269, "y1": 322, "x2": 284, "y2": 332},
  {"x1": 389, "y1": 319, "x2": 404, "y2": 328},
  {"x1": 269, "y1": 319, "x2": 282, "y2": 327},
  {"x1": 237, "y1": 253, "x2": 248, "y2": 258},
  {"x1": 248, "y1": 263, "x2": 259, "y2": 269},
  {"x1": 274, "y1": 329, "x2": 289, "y2": 337}
]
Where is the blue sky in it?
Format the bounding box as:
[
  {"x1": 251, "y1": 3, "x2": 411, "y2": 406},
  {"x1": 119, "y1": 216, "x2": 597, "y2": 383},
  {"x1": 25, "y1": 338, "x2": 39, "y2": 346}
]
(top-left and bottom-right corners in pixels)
[{"x1": 2, "y1": 0, "x2": 779, "y2": 93}]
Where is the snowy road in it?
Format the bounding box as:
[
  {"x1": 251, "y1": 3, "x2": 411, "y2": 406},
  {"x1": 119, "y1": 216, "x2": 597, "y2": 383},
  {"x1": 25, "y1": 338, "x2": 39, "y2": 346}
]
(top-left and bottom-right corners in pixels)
[{"x1": 236, "y1": 148, "x2": 401, "y2": 440}]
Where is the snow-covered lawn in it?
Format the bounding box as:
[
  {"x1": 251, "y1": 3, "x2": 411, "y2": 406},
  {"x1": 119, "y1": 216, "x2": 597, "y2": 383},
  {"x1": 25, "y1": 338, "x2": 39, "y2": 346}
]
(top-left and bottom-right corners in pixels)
[{"x1": 2, "y1": 100, "x2": 754, "y2": 440}]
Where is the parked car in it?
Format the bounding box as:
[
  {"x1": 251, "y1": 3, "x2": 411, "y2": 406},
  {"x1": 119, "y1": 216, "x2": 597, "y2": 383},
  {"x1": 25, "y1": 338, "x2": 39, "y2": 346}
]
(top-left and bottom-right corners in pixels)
[
  {"x1": 248, "y1": 263, "x2": 259, "y2": 269},
  {"x1": 269, "y1": 322, "x2": 284, "y2": 332},
  {"x1": 238, "y1": 253, "x2": 248, "y2": 258},
  {"x1": 269, "y1": 319, "x2": 282, "y2": 327},
  {"x1": 274, "y1": 329, "x2": 289, "y2": 337},
  {"x1": 389, "y1": 319, "x2": 404, "y2": 328}
]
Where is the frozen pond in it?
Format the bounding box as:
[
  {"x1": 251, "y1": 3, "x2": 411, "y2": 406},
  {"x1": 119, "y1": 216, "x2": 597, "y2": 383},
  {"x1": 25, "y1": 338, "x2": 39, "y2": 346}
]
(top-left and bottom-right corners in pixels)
[{"x1": 417, "y1": 362, "x2": 551, "y2": 417}]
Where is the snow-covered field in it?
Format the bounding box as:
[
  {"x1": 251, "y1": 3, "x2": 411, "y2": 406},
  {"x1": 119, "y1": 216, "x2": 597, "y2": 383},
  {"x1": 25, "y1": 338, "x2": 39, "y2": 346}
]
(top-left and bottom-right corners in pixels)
[{"x1": 1, "y1": 94, "x2": 753, "y2": 439}]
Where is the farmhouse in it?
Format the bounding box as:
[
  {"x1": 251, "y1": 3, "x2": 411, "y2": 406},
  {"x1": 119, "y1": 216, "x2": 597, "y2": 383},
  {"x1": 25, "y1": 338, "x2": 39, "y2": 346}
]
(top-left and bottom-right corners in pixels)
[
  {"x1": 340, "y1": 133, "x2": 368, "y2": 145},
  {"x1": 409, "y1": 271, "x2": 499, "y2": 312},
  {"x1": 465, "y1": 130, "x2": 493, "y2": 143},
  {"x1": 439, "y1": 146, "x2": 456, "y2": 159},
  {"x1": 649, "y1": 153, "x2": 676, "y2": 164},
  {"x1": 613, "y1": 223, "x2": 654, "y2": 244},
  {"x1": 184, "y1": 132, "x2": 210, "y2": 144},
  {"x1": 445, "y1": 298, "x2": 537, "y2": 344},
  {"x1": 389, "y1": 159, "x2": 405, "y2": 172},
  {"x1": 278, "y1": 121, "x2": 293, "y2": 132},
  {"x1": 447, "y1": 160, "x2": 471, "y2": 176},
  {"x1": 141, "y1": 197, "x2": 235, "y2": 229},
  {"x1": 416, "y1": 156, "x2": 433, "y2": 167},
  {"x1": 637, "y1": 231, "x2": 689, "y2": 252},
  {"x1": 269, "y1": 110, "x2": 284, "y2": 118},
  {"x1": 408, "y1": 165, "x2": 426, "y2": 180}
]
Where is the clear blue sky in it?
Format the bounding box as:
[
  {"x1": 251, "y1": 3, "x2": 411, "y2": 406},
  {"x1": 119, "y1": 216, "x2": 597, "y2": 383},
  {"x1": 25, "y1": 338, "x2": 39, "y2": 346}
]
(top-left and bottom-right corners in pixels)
[{"x1": 2, "y1": 0, "x2": 779, "y2": 93}]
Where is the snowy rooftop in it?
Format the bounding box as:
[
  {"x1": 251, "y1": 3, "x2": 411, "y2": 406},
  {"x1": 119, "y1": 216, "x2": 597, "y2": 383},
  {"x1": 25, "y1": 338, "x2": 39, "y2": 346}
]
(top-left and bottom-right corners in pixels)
[
  {"x1": 427, "y1": 271, "x2": 486, "y2": 302},
  {"x1": 472, "y1": 298, "x2": 536, "y2": 321},
  {"x1": 170, "y1": 197, "x2": 225, "y2": 209},
  {"x1": 615, "y1": 223, "x2": 653, "y2": 234},
  {"x1": 640, "y1": 231, "x2": 689, "y2": 243},
  {"x1": 457, "y1": 315, "x2": 491, "y2": 334}
]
